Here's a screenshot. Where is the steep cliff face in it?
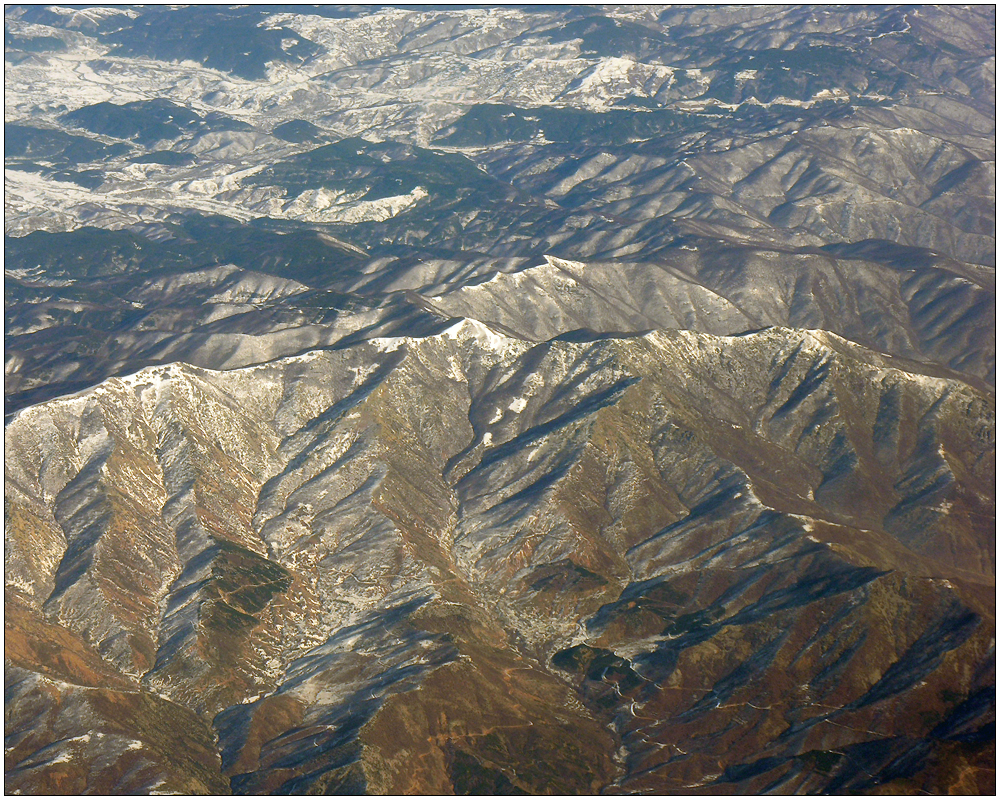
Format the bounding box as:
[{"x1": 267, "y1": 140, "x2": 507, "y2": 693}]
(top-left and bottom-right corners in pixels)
[{"x1": 6, "y1": 323, "x2": 994, "y2": 793}]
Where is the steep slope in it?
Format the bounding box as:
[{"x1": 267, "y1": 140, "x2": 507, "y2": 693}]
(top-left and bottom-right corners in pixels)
[
  {"x1": 6, "y1": 324, "x2": 994, "y2": 793},
  {"x1": 422, "y1": 253, "x2": 995, "y2": 385}
]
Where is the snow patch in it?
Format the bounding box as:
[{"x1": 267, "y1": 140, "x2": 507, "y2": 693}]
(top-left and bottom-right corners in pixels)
[
  {"x1": 283, "y1": 185, "x2": 428, "y2": 223},
  {"x1": 278, "y1": 350, "x2": 326, "y2": 367},
  {"x1": 440, "y1": 317, "x2": 513, "y2": 352},
  {"x1": 370, "y1": 337, "x2": 408, "y2": 353}
]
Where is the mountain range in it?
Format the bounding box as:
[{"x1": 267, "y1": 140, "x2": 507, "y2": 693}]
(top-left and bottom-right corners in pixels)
[{"x1": 4, "y1": 4, "x2": 995, "y2": 794}]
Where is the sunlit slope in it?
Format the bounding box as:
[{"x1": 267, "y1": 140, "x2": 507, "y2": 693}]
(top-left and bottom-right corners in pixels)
[{"x1": 6, "y1": 324, "x2": 993, "y2": 793}]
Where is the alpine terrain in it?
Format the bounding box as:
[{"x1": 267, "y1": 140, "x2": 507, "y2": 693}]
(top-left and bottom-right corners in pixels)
[{"x1": 4, "y1": 4, "x2": 996, "y2": 795}]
